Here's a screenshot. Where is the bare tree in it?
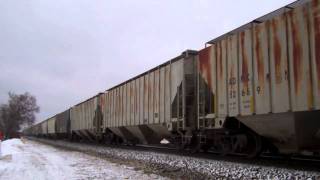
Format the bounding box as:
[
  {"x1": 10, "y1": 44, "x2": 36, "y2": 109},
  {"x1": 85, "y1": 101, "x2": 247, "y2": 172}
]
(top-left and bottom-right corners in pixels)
[{"x1": 0, "y1": 92, "x2": 39, "y2": 139}]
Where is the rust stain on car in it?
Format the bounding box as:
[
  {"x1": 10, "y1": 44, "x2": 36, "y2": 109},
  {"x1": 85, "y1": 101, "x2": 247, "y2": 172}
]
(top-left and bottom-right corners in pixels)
[
  {"x1": 100, "y1": 94, "x2": 105, "y2": 109},
  {"x1": 217, "y1": 42, "x2": 223, "y2": 80},
  {"x1": 199, "y1": 47, "x2": 212, "y2": 90},
  {"x1": 254, "y1": 24, "x2": 265, "y2": 88},
  {"x1": 300, "y1": 5, "x2": 313, "y2": 109},
  {"x1": 240, "y1": 31, "x2": 249, "y2": 88},
  {"x1": 228, "y1": 36, "x2": 236, "y2": 91},
  {"x1": 288, "y1": 10, "x2": 303, "y2": 95},
  {"x1": 271, "y1": 18, "x2": 283, "y2": 84}
]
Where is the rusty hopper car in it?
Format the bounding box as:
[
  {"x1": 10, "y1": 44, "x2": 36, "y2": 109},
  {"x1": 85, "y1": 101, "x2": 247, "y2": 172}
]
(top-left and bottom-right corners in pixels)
[
  {"x1": 55, "y1": 109, "x2": 70, "y2": 138},
  {"x1": 197, "y1": 0, "x2": 320, "y2": 156},
  {"x1": 70, "y1": 94, "x2": 102, "y2": 141},
  {"x1": 100, "y1": 50, "x2": 198, "y2": 145},
  {"x1": 23, "y1": 0, "x2": 320, "y2": 157}
]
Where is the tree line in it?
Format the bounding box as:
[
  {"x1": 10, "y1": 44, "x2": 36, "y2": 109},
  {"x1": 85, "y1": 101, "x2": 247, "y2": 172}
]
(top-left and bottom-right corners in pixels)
[{"x1": 0, "y1": 92, "x2": 39, "y2": 139}]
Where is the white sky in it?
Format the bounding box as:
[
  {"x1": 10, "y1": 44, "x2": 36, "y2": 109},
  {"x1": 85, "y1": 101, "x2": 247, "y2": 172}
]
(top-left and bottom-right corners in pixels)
[{"x1": 0, "y1": 0, "x2": 295, "y2": 122}]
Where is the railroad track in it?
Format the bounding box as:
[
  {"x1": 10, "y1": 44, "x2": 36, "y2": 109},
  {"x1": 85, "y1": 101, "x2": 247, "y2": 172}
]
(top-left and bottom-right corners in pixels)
[
  {"x1": 28, "y1": 137, "x2": 320, "y2": 173},
  {"x1": 133, "y1": 143, "x2": 320, "y2": 165}
]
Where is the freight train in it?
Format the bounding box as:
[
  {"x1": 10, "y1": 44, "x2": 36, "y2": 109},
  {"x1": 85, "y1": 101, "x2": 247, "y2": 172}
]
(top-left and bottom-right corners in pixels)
[{"x1": 24, "y1": 0, "x2": 320, "y2": 158}]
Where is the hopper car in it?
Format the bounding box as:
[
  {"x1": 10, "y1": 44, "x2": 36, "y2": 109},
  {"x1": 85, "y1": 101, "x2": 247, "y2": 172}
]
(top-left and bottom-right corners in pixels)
[{"x1": 24, "y1": 0, "x2": 320, "y2": 158}]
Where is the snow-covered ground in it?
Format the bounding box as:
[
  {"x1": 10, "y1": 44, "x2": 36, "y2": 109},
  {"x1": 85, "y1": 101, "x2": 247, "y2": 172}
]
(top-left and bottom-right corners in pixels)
[
  {"x1": 0, "y1": 138, "x2": 166, "y2": 180},
  {"x1": 32, "y1": 138, "x2": 320, "y2": 179}
]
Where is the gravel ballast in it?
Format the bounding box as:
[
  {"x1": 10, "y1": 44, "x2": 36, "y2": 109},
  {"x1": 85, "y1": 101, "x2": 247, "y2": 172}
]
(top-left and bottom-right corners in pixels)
[{"x1": 29, "y1": 138, "x2": 320, "y2": 179}]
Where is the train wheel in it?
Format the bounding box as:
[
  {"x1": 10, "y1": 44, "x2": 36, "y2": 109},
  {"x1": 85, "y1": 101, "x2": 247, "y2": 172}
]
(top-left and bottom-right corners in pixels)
[
  {"x1": 190, "y1": 142, "x2": 201, "y2": 154},
  {"x1": 245, "y1": 132, "x2": 262, "y2": 158},
  {"x1": 178, "y1": 143, "x2": 187, "y2": 152},
  {"x1": 201, "y1": 144, "x2": 211, "y2": 153},
  {"x1": 190, "y1": 134, "x2": 201, "y2": 154}
]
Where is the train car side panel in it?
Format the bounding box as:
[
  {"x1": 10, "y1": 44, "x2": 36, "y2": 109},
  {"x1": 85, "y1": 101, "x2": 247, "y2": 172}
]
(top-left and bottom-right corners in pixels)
[
  {"x1": 227, "y1": 34, "x2": 240, "y2": 116},
  {"x1": 310, "y1": 0, "x2": 320, "y2": 109},
  {"x1": 56, "y1": 110, "x2": 70, "y2": 134},
  {"x1": 216, "y1": 40, "x2": 228, "y2": 118},
  {"x1": 130, "y1": 81, "x2": 135, "y2": 126},
  {"x1": 269, "y1": 14, "x2": 290, "y2": 113},
  {"x1": 111, "y1": 89, "x2": 115, "y2": 127},
  {"x1": 171, "y1": 60, "x2": 183, "y2": 122},
  {"x1": 139, "y1": 77, "x2": 144, "y2": 125},
  {"x1": 135, "y1": 79, "x2": 140, "y2": 125},
  {"x1": 126, "y1": 83, "x2": 130, "y2": 126},
  {"x1": 253, "y1": 21, "x2": 271, "y2": 114},
  {"x1": 238, "y1": 28, "x2": 254, "y2": 116},
  {"x1": 154, "y1": 69, "x2": 160, "y2": 124},
  {"x1": 287, "y1": 5, "x2": 313, "y2": 111},
  {"x1": 165, "y1": 64, "x2": 171, "y2": 123},
  {"x1": 159, "y1": 67, "x2": 166, "y2": 123},
  {"x1": 123, "y1": 84, "x2": 127, "y2": 127},
  {"x1": 148, "y1": 71, "x2": 154, "y2": 124},
  {"x1": 144, "y1": 74, "x2": 149, "y2": 124},
  {"x1": 115, "y1": 88, "x2": 119, "y2": 127},
  {"x1": 118, "y1": 87, "x2": 122, "y2": 127},
  {"x1": 198, "y1": 45, "x2": 216, "y2": 128},
  {"x1": 41, "y1": 121, "x2": 48, "y2": 135},
  {"x1": 47, "y1": 117, "x2": 56, "y2": 134}
]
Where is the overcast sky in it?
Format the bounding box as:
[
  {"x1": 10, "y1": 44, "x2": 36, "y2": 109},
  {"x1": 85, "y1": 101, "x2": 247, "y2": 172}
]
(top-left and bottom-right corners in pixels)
[{"x1": 0, "y1": 0, "x2": 295, "y2": 122}]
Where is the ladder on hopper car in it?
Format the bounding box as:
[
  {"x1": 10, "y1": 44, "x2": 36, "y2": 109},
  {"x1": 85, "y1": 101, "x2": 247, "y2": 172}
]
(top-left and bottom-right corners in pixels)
[{"x1": 177, "y1": 74, "x2": 197, "y2": 130}]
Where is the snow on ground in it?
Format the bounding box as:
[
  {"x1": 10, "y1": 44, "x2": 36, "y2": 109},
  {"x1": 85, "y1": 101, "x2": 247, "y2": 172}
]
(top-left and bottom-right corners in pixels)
[
  {"x1": 37, "y1": 139, "x2": 320, "y2": 179},
  {"x1": 0, "y1": 138, "x2": 166, "y2": 180}
]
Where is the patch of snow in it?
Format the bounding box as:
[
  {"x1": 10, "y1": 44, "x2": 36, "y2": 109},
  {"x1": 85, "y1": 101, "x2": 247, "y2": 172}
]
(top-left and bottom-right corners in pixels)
[
  {"x1": 1, "y1": 139, "x2": 24, "y2": 156},
  {"x1": 0, "y1": 138, "x2": 166, "y2": 180},
  {"x1": 160, "y1": 138, "x2": 170, "y2": 144}
]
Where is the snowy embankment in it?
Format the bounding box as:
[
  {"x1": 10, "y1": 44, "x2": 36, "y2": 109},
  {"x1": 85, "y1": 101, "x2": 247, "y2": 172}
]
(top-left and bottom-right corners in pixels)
[
  {"x1": 33, "y1": 138, "x2": 320, "y2": 179},
  {"x1": 0, "y1": 138, "x2": 165, "y2": 180}
]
